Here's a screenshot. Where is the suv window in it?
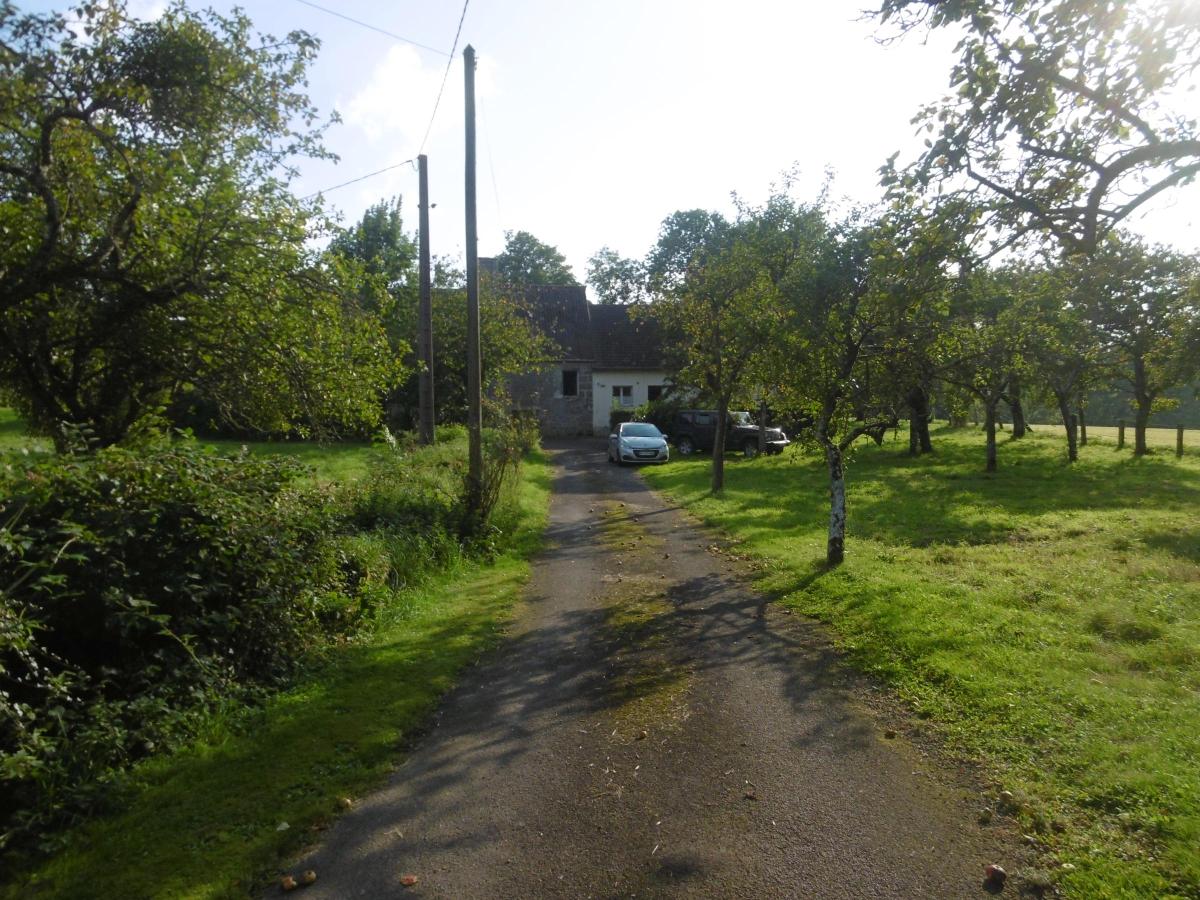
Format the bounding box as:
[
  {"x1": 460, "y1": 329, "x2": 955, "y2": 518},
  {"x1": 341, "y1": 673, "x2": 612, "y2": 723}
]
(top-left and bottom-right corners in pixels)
[{"x1": 694, "y1": 412, "x2": 714, "y2": 426}]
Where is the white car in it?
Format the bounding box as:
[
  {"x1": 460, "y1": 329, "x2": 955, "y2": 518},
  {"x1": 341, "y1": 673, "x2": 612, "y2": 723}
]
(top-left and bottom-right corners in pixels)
[{"x1": 608, "y1": 421, "x2": 670, "y2": 465}]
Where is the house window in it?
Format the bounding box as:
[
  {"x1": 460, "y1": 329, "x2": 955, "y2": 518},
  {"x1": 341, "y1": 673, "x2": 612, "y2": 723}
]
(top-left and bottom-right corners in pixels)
[
  {"x1": 647, "y1": 385, "x2": 664, "y2": 403},
  {"x1": 561, "y1": 369, "x2": 578, "y2": 397},
  {"x1": 612, "y1": 385, "x2": 634, "y2": 407}
]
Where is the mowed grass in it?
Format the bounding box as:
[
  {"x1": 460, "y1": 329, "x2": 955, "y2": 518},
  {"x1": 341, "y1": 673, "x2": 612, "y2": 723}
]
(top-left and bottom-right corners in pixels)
[
  {"x1": 2, "y1": 445, "x2": 552, "y2": 900},
  {"x1": 642, "y1": 426, "x2": 1200, "y2": 899},
  {"x1": 1030, "y1": 422, "x2": 1197, "y2": 452}
]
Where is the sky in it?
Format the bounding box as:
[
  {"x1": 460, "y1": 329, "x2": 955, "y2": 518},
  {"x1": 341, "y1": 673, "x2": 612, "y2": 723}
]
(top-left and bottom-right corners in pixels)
[{"x1": 23, "y1": 0, "x2": 1200, "y2": 288}]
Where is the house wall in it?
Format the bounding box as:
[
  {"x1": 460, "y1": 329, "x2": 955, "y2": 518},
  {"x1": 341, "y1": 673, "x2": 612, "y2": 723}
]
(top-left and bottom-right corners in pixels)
[
  {"x1": 591, "y1": 370, "x2": 670, "y2": 435},
  {"x1": 508, "y1": 365, "x2": 595, "y2": 437}
]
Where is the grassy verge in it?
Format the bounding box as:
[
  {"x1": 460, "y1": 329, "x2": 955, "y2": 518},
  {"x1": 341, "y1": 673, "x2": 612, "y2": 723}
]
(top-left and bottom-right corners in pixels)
[
  {"x1": 642, "y1": 426, "x2": 1200, "y2": 899},
  {"x1": 3, "y1": 448, "x2": 551, "y2": 900}
]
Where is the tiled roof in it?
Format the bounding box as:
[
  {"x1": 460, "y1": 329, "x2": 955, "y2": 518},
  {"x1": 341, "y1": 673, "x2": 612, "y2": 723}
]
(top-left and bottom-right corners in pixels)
[
  {"x1": 521, "y1": 284, "x2": 594, "y2": 361},
  {"x1": 517, "y1": 286, "x2": 664, "y2": 370},
  {"x1": 589, "y1": 303, "x2": 664, "y2": 370}
]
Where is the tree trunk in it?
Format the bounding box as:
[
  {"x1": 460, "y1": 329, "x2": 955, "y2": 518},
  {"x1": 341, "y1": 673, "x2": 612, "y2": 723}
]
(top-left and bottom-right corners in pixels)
[
  {"x1": 985, "y1": 399, "x2": 998, "y2": 473},
  {"x1": 1008, "y1": 375, "x2": 1027, "y2": 439},
  {"x1": 1133, "y1": 356, "x2": 1151, "y2": 456},
  {"x1": 758, "y1": 400, "x2": 767, "y2": 456},
  {"x1": 823, "y1": 435, "x2": 847, "y2": 566},
  {"x1": 1078, "y1": 406, "x2": 1088, "y2": 446},
  {"x1": 712, "y1": 395, "x2": 729, "y2": 492},
  {"x1": 906, "y1": 386, "x2": 933, "y2": 455},
  {"x1": 1056, "y1": 391, "x2": 1077, "y2": 463}
]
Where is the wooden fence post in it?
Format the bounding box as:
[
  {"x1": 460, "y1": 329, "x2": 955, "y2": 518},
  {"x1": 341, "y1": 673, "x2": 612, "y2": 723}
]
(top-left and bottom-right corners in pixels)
[
  {"x1": 1178, "y1": 425, "x2": 1185, "y2": 459},
  {"x1": 1118, "y1": 420, "x2": 1125, "y2": 450}
]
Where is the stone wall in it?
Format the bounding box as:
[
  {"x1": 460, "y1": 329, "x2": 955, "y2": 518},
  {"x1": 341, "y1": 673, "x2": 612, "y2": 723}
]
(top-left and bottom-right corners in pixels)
[{"x1": 508, "y1": 365, "x2": 595, "y2": 437}]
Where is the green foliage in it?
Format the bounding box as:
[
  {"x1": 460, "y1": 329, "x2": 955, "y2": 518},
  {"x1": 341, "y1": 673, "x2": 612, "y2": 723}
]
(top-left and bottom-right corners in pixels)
[
  {"x1": 875, "y1": 0, "x2": 1200, "y2": 253},
  {"x1": 0, "y1": 3, "x2": 399, "y2": 446},
  {"x1": 1074, "y1": 235, "x2": 1200, "y2": 453},
  {"x1": 494, "y1": 230, "x2": 577, "y2": 285},
  {"x1": 0, "y1": 449, "x2": 552, "y2": 900},
  {"x1": 0, "y1": 442, "x2": 360, "y2": 850},
  {"x1": 386, "y1": 281, "x2": 555, "y2": 429},
  {"x1": 586, "y1": 247, "x2": 647, "y2": 304},
  {"x1": 0, "y1": 422, "x2": 544, "y2": 859},
  {"x1": 328, "y1": 197, "x2": 416, "y2": 293}
]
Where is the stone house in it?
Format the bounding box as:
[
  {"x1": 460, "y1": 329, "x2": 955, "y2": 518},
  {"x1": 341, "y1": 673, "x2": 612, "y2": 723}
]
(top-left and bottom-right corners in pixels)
[{"x1": 507, "y1": 284, "x2": 668, "y2": 437}]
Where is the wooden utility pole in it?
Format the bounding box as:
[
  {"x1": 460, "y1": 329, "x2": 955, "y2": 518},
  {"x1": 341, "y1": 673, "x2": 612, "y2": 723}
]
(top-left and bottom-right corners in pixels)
[
  {"x1": 417, "y1": 154, "x2": 435, "y2": 445},
  {"x1": 463, "y1": 45, "x2": 483, "y2": 517}
]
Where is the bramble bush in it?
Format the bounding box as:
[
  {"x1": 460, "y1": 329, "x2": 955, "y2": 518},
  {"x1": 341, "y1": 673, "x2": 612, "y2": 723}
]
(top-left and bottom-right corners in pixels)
[
  {"x1": 0, "y1": 423, "x2": 536, "y2": 855},
  {"x1": 0, "y1": 443, "x2": 369, "y2": 851}
]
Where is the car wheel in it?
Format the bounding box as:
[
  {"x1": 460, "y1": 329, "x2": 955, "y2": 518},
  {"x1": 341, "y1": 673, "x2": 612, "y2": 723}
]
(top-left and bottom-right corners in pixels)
[
  {"x1": 743, "y1": 439, "x2": 759, "y2": 459},
  {"x1": 677, "y1": 436, "x2": 695, "y2": 456}
]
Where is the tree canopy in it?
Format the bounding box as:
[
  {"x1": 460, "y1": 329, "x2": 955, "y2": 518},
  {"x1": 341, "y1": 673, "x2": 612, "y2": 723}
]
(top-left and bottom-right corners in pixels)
[
  {"x1": 586, "y1": 247, "x2": 646, "y2": 304},
  {"x1": 0, "y1": 2, "x2": 400, "y2": 445},
  {"x1": 494, "y1": 230, "x2": 577, "y2": 285},
  {"x1": 876, "y1": 0, "x2": 1200, "y2": 255}
]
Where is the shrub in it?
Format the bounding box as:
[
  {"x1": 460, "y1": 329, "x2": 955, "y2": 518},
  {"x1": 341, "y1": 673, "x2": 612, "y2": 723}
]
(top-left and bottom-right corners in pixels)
[{"x1": 0, "y1": 444, "x2": 361, "y2": 850}]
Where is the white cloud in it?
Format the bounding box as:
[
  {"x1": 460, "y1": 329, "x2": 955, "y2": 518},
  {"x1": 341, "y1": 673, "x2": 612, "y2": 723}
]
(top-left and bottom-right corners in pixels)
[{"x1": 340, "y1": 45, "x2": 498, "y2": 153}]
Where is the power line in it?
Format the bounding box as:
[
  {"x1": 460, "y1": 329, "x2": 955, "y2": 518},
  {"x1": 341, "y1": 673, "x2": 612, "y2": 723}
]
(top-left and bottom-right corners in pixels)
[
  {"x1": 291, "y1": 0, "x2": 450, "y2": 57},
  {"x1": 418, "y1": 0, "x2": 470, "y2": 156},
  {"x1": 301, "y1": 158, "x2": 418, "y2": 201}
]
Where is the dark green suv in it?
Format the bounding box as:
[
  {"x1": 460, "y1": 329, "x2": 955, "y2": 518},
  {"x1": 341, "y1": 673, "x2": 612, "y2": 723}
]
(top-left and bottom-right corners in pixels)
[{"x1": 668, "y1": 410, "x2": 789, "y2": 457}]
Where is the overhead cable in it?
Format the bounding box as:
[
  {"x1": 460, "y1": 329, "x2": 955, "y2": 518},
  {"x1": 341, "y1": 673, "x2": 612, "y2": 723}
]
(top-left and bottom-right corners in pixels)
[
  {"x1": 291, "y1": 0, "x2": 450, "y2": 57},
  {"x1": 418, "y1": 0, "x2": 471, "y2": 156},
  {"x1": 301, "y1": 158, "x2": 418, "y2": 201}
]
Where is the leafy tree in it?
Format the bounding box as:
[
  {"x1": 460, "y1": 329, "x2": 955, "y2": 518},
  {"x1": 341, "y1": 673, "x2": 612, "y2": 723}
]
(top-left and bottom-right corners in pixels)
[
  {"x1": 1075, "y1": 234, "x2": 1200, "y2": 455},
  {"x1": 1024, "y1": 262, "x2": 1107, "y2": 461},
  {"x1": 586, "y1": 247, "x2": 646, "y2": 304},
  {"x1": 641, "y1": 201, "x2": 804, "y2": 493},
  {"x1": 644, "y1": 209, "x2": 730, "y2": 294},
  {"x1": 0, "y1": 2, "x2": 397, "y2": 446},
  {"x1": 876, "y1": 0, "x2": 1200, "y2": 255},
  {"x1": 937, "y1": 264, "x2": 1037, "y2": 472},
  {"x1": 329, "y1": 197, "x2": 416, "y2": 294},
  {"x1": 774, "y1": 206, "x2": 952, "y2": 563},
  {"x1": 494, "y1": 230, "x2": 576, "y2": 285}
]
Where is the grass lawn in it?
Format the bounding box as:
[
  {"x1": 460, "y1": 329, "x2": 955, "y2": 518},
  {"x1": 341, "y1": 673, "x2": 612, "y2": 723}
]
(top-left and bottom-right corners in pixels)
[
  {"x1": 0, "y1": 407, "x2": 50, "y2": 455},
  {"x1": 203, "y1": 436, "x2": 377, "y2": 484},
  {"x1": 643, "y1": 426, "x2": 1200, "y2": 899},
  {"x1": 1030, "y1": 422, "x2": 1197, "y2": 452},
  {"x1": 2, "y1": 441, "x2": 552, "y2": 900},
  {"x1": 0, "y1": 407, "x2": 376, "y2": 481}
]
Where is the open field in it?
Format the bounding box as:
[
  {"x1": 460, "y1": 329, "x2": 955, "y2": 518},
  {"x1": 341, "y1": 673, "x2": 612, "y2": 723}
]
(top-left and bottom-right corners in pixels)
[
  {"x1": 1029, "y1": 422, "x2": 1198, "y2": 453},
  {"x1": 643, "y1": 427, "x2": 1200, "y2": 899}
]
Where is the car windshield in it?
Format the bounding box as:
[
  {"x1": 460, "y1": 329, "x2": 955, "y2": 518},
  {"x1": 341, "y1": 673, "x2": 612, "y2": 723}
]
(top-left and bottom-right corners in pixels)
[
  {"x1": 621, "y1": 423, "x2": 661, "y2": 438},
  {"x1": 729, "y1": 411, "x2": 752, "y2": 426}
]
